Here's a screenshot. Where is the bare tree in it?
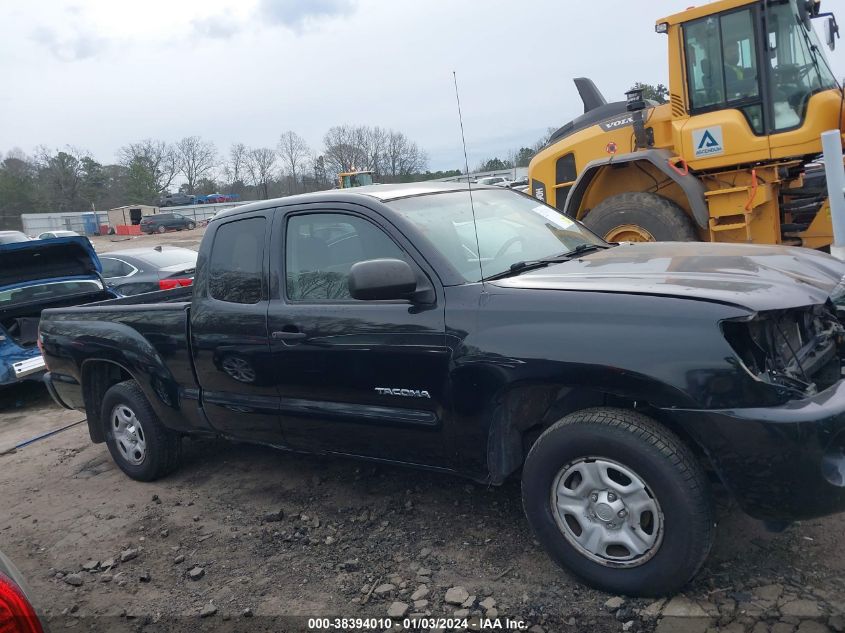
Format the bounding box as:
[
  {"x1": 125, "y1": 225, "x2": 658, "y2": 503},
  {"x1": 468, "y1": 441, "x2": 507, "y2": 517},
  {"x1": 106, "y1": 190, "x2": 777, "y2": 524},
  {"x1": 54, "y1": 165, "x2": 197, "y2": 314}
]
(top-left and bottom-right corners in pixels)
[
  {"x1": 245, "y1": 147, "x2": 277, "y2": 199},
  {"x1": 175, "y1": 136, "x2": 217, "y2": 194},
  {"x1": 384, "y1": 131, "x2": 427, "y2": 181},
  {"x1": 323, "y1": 125, "x2": 368, "y2": 175},
  {"x1": 277, "y1": 131, "x2": 310, "y2": 194},
  {"x1": 117, "y1": 139, "x2": 178, "y2": 195},
  {"x1": 224, "y1": 142, "x2": 248, "y2": 193}
]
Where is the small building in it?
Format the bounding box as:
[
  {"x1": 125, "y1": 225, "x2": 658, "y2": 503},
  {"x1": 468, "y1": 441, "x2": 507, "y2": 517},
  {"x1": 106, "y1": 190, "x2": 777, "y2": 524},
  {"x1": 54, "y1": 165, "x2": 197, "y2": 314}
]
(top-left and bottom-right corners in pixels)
[
  {"x1": 21, "y1": 211, "x2": 110, "y2": 237},
  {"x1": 107, "y1": 204, "x2": 160, "y2": 230}
]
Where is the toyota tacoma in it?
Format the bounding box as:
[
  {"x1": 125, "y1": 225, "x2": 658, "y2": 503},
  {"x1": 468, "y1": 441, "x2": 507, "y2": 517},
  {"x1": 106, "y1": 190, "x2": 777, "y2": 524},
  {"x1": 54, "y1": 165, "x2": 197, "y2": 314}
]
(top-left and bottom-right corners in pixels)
[{"x1": 39, "y1": 183, "x2": 845, "y2": 596}]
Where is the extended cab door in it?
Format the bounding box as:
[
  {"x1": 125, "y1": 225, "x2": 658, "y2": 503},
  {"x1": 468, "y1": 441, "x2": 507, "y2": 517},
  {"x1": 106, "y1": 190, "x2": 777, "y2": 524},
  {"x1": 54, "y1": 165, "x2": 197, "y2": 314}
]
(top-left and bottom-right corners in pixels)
[
  {"x1": 190, "y1": 212, "x2": 283, "y2": 444},
  {"x1": 267, "y1": 204, "x2": 451, "y2": 466}
]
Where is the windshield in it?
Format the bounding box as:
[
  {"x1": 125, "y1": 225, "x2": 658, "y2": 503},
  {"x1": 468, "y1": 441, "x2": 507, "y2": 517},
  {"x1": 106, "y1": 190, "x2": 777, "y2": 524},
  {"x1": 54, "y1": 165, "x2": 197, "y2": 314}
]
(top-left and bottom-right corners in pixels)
[
  {"x1": 0, "y1": 279, "x2": 104, "y2": 307},
  {"x1": 767, "y1": 0, "x2": 838, "y2": 130},
  {"x1": 387, "y1": 189, "x2": 604, "y2": 282}
]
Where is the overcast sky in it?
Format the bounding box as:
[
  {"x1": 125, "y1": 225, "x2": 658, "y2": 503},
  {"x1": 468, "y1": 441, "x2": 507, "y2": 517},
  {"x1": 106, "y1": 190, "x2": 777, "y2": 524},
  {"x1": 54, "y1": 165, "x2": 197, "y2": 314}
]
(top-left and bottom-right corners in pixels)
[{"x1": 2, "y1": 0, "x2": 844, "y2": 172}]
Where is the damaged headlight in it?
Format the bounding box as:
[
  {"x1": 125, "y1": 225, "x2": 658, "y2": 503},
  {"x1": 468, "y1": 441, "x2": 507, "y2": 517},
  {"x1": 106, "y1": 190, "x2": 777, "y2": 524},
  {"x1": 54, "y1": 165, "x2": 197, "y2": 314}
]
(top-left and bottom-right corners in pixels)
[{"x1": 722, "y1": 304, "x2": 845, "y2": 398}]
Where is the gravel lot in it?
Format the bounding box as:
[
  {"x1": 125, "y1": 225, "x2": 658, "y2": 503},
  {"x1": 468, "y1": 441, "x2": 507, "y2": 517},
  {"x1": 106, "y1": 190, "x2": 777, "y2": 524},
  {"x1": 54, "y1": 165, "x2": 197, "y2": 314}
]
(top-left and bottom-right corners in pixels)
[{"x1": 1, "y1": 228, "x2": 844, "y2": 632}]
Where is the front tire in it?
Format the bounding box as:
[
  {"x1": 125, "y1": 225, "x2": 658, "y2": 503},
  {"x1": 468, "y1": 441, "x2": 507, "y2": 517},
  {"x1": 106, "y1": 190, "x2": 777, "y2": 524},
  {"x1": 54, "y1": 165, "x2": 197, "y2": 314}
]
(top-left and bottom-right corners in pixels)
[
  {"x1": 583, "y1": 192, "x2": 698, "y2": 243},
  {"x1": 187, "y1": 222, "x2": 196, "y2": 230},
  {"x1": 522, "y1": 407, "x2": 713, "y2": 596},
  {"x1": 157, "y1": 225, "x2": 167, "y2": 234},
  {"x1": 102, "y1": 380, "x2": 182, "y2": 481}
]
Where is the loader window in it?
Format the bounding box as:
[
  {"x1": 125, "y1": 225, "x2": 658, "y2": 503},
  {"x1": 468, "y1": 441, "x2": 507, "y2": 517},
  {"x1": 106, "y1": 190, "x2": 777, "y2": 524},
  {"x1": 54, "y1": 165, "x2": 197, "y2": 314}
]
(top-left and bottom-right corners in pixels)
[
  {"x1": 766, "y1": 1, "x2": 837, "y2": 131},
  {"x1": 684, "y1": 9, "x2": 763, "y2": 134}
]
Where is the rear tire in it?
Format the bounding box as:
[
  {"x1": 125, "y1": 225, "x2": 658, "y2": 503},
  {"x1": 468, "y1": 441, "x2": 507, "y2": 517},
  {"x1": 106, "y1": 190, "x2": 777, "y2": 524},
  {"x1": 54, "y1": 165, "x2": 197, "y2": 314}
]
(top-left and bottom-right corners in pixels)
[
  {"x1": 583, "y1": 192, "x2": 698, "y2": 242},
  {"x1": 521, "y1": 407, "x2": 713, "y2": 597},
  {"x1": 102, "y1": 380, "x2": 182, "y2": 481}
]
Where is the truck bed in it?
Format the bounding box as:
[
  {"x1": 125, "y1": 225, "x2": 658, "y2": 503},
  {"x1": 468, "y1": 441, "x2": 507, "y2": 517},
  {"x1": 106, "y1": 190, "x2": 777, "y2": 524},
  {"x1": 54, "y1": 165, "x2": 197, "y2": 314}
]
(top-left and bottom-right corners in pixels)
[{"x1": 39, "y1": 286, "x2": 200, "y2": 430}]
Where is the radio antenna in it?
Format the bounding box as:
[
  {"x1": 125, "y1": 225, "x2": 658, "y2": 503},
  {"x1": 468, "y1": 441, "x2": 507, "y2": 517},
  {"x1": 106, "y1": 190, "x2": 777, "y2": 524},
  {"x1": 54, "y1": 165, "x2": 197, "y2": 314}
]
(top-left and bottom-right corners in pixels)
[{"x1": 452, "y1": 71, "x2": 485, "y2": 286}]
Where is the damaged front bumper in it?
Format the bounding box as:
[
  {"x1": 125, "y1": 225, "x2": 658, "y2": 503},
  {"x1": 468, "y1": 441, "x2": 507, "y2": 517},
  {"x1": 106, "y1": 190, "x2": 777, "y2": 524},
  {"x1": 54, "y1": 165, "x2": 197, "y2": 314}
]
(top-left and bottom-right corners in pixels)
[{"x1": 665, "y1": 379, "x2": 845, "y2": 522}]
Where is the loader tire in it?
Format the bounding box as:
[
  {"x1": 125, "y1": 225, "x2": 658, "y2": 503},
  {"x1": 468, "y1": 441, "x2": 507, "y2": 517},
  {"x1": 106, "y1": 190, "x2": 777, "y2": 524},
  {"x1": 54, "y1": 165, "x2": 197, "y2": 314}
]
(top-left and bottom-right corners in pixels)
[{"x1": 583, "y1": 192, "x2": 698, "y2": 243}]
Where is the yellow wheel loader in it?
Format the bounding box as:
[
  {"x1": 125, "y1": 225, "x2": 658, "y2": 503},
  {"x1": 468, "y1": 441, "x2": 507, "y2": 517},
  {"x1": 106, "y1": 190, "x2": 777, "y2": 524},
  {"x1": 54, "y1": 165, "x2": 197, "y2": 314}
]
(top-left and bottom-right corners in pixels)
[
  {"x1": 338, "y1": 170, "x2": 375, "y2": 189},
  {"x1": 528, "y1": 0, "x2": 843, "y2": 248}
]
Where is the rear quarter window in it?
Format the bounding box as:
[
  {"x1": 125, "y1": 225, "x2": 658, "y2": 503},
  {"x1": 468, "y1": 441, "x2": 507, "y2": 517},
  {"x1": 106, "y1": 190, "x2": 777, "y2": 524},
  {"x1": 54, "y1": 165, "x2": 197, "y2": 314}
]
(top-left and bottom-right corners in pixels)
[{"x1": 208, "y1": 217, "x2": 266, "y2": 304}]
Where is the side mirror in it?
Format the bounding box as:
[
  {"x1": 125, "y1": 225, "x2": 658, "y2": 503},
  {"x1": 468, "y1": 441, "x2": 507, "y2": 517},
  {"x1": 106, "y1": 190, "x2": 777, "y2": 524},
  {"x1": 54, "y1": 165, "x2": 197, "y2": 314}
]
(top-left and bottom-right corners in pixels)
[
  {"x1": 348, "y1": 258, "x2": 417, "y2": 301},
  {"x1": 826, "y1": 16, "x2": 839, "y2": 50},
  {"x1": 797, "y1": 1, "x2": 813, "y2": 29}
]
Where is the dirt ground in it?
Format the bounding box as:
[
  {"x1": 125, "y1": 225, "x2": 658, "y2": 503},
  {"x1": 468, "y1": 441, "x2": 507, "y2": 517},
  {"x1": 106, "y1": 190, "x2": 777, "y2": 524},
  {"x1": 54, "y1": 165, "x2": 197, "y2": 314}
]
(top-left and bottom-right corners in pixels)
[
  {"x1": 1, "y1": 382, "x2": 845, "y2": 633},
  {"x1": 1, "y1": 228, "x2": 844, "y2": 632},
  {"x1": 88, "y1": 225, "x2": 207, "y2": 255}
]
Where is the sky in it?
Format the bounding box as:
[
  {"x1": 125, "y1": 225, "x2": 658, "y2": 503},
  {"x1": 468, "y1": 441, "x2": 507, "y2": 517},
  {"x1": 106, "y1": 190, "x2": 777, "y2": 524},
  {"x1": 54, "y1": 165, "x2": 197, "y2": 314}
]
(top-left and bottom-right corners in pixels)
[{"x1": 1, "y1": 0, "x2": 844, "y2": 173}]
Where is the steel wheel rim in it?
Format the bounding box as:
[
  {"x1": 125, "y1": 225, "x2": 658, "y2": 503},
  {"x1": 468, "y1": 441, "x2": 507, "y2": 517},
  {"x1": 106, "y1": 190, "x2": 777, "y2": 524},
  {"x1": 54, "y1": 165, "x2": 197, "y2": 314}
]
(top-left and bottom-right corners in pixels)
[
  {"x1": 111, "y1": 404, "x2": 147, "y2": 466},
  {"x1": 550, "y1": 456, "x2": 664, "y2": 568},
  {"x1": 604, "y1": 224, "x2": 655, "y2": 242}
]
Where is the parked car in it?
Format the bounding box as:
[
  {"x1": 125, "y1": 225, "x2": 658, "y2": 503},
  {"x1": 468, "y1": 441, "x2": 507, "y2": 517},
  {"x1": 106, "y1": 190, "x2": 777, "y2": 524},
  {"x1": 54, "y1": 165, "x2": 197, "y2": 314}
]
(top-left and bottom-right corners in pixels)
[
  {"x1": 139, "y1": 213, "x2": 197, "y2": 234},
  {"x1": 100, "y1": 246, "x2": 198, "y2": 295},
  {"x1": 198, "y1": 193, "x2": 240, "y2": 204},
  {"x1": 37, "y1": 230, "x2": 80, "y2": 240},
  {"x1": 40, "y1": 182, "x2": 845, "y2": 597},
  {"x1": 159, "y1": 192, "x2": 196, "y2": 207},
  {"x1": 0, "y1": 231, "x2": 30, "y2": 245},
  {"x1": 506, "y1": 177, "x2": 529, "y2": 192},
  {"x1": 476, "y1": 176, "x2": 508, "y2": 186},
  {"x1": 0, "y1": 548, "x2": 44, "y2": 632},
  {"x1": 1, "y1": 237, "x2": 113, "y2": 387}
]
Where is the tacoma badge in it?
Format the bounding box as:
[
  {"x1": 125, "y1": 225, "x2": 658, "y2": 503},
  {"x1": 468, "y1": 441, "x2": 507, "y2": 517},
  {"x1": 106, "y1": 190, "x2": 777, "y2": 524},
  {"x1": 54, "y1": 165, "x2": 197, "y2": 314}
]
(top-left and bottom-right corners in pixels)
[{"x1": 375, "y1": 387, "x2": 431, "y2": 399}]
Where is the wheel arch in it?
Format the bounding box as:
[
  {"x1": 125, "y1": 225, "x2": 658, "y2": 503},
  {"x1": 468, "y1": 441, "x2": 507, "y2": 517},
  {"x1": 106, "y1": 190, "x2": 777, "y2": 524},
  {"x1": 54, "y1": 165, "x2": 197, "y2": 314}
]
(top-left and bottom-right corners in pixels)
[
  {"x1": 564, "y1": 149, "x2": 709, "y2": 230},
  {"x1": 486, "y1": 382, "x2": 716, "y2": 485},
  {"x1": 80, "y1": 358, "x2": 134, "y2": 443}
]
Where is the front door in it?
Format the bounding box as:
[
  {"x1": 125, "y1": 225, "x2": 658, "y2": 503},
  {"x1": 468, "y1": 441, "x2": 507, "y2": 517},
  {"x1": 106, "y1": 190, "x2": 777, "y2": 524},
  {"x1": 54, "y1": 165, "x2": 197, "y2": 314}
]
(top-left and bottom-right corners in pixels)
[
  {"x1": 267, "y1": 206, "x2": 451, "y2": 466},
  {"x1": 191, "y1": 212, "x2": 283, "y2": 444}
]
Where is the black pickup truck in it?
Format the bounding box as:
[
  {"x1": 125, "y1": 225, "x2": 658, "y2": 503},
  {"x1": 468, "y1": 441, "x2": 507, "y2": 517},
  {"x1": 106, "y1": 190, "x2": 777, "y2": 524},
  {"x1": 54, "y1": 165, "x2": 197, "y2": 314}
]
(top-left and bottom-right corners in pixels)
[{"x1": 40, "y1": 182, "x2": 845, "y2": 596}]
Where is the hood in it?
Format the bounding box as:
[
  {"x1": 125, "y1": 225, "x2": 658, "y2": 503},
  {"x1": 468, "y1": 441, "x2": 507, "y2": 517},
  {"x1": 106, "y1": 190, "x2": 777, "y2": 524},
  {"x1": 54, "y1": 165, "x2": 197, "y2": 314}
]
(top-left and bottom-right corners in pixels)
[
  {"x1": 0, "y1": 236, "x2": 101, "y2": 290},
  {"x1": 493, "y1": 242, "x2": 845, "y2": 312}
]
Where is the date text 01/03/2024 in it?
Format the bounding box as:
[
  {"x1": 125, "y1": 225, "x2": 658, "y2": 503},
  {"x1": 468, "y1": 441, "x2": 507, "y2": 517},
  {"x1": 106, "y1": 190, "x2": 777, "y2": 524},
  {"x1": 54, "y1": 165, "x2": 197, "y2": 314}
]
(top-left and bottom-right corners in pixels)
[{"x1": 306, "y1": 617, "x2": 529, "y2": 630}]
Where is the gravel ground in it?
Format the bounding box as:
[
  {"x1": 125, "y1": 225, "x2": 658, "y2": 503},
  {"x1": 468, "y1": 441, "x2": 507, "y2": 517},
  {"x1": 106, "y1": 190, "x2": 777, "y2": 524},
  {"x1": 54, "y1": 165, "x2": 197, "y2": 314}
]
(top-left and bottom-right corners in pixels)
[{"x1": 1, "y1": 383, "x2": 845, "y2": 633}]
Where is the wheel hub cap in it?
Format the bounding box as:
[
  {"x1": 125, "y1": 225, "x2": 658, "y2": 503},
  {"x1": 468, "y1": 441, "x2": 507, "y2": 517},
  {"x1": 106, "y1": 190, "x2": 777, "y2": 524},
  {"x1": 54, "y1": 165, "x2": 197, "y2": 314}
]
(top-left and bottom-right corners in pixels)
[
  {"x1": 604, "y1": 224, "x2": 656, "y2": 243},
  {"x1": 551, "y1": 457, "x2": 664, "y2": 568},
  {"x1": 111, "y1": 404, "x2": 147, "y2": 466}
]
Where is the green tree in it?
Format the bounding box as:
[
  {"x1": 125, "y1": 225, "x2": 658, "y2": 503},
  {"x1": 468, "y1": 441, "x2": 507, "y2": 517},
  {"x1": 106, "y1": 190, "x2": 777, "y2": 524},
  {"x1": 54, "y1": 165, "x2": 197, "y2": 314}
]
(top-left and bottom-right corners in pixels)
[
  {"x1": 629, "y1": 81, "x2": 668, "y2": 104},
  {"x1": 0, "y1": 153, "x2": 39, "y2": 230},
  {"x1": 478, "y1": 157, "x2": 511, "y2": 172},
  {"x1": 79, "y1": 157, "x2": 106, "y2": 210},
  {"x1": 514, "y1": 147, "x2": 536, "y2": 167},
  {"x1": 126, "y1": 156, "x2": 159, "y2": 204}
]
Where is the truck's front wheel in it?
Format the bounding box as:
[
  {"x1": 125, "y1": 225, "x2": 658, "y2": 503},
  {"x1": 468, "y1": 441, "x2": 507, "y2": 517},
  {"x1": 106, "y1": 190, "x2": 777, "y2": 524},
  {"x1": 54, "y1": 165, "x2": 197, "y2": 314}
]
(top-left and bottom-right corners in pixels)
[
  {"x1": 522, "y1": 407, "x2": 713, "y2": 596},
  {"x1": 102, "y1": 380, "x2": 182, "y2": 481}
]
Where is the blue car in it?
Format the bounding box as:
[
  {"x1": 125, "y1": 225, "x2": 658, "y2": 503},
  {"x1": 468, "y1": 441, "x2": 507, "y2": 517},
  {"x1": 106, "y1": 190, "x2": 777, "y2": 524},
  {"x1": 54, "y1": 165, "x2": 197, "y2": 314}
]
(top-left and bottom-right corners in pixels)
[{"x1": 0, "y1": 237, "x2": 114, "y2": 387}]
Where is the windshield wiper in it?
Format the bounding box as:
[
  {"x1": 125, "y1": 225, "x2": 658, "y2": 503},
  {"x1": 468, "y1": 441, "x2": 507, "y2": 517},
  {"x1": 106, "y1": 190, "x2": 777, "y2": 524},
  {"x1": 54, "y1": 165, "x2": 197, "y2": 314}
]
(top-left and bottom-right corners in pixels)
[{"x1": 483, "y1": 243, "x2": 612, "y2": 281}]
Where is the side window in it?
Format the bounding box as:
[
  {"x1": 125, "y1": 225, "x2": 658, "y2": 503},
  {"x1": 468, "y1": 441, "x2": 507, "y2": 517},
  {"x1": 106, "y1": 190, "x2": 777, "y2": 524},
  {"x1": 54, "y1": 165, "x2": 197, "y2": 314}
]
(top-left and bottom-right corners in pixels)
[
  {"x1": 684, "y1": 9, "x2": 762, "y2": 133},
  {"x1": 209, "y1": 217, "x2": 266, "y2": 304},
  {"x1": 286, "y1": 213, "x2": 406, "y2": 302},
  {"x1": 100, "y1": 258, "x2": 132, "y2": 278}
]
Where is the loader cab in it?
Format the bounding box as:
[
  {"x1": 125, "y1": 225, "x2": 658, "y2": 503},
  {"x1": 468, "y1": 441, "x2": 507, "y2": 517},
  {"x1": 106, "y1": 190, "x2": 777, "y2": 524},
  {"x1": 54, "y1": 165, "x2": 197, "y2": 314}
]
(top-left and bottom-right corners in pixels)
[{"x1": 667, "y1": 0, "x2": 839, "y2": 166}]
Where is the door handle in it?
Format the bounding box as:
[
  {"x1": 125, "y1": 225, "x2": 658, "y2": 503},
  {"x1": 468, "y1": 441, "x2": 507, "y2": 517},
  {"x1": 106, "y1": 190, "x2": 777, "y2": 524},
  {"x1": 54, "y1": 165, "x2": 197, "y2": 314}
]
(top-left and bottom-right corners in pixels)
[{"x1": 272, "y1": 330, "x2": 307, "y2": 341}]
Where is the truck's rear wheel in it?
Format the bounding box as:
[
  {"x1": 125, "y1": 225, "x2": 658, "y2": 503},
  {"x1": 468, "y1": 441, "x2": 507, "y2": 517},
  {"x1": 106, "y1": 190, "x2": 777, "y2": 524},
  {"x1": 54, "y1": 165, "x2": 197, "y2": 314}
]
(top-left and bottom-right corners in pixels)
[
  {"x1": 521, "y1": 407, "x2": 713, "y2": 596},
  {"x1": 102, "y1": 380, "x2": 182, "y2": 481},
  {"x1": 583, "y1": 192, "x2": 698, "y2": 242}
]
